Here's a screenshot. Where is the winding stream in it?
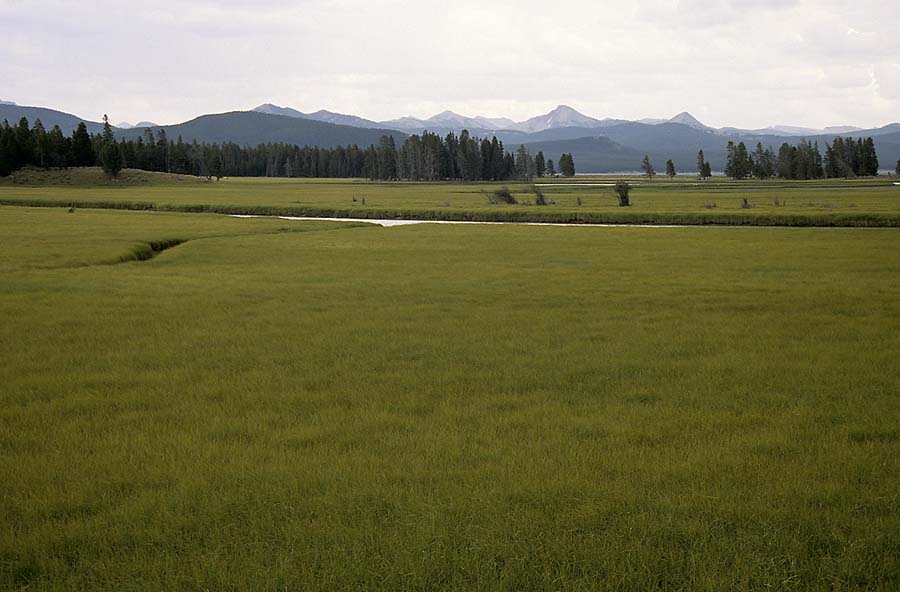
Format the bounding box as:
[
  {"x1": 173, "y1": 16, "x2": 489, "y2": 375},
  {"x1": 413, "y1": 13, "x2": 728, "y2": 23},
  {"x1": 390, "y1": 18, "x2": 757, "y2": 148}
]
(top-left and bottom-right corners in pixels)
[{"x1": 228, "y1": 214, "x2": 689, "y2": 228}]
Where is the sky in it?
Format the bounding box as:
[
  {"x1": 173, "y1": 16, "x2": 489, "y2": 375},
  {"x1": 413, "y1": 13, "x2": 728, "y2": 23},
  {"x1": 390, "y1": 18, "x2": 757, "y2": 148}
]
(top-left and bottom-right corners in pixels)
[{"x1": 1, "y1": 0, "x2": 898, "y2": 129}]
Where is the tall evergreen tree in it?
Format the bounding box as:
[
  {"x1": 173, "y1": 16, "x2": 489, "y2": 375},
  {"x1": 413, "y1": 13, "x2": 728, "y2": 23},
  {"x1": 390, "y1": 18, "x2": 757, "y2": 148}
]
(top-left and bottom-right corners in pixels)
[
  {"x1": 641, "y1": 154, "x2": 655, "y2": 179},
  {"x1": 534, "y1": 151, "x2": 545, "y2": 177},
  {"x1": 515, "y1": 144, "x2": 531, "y2": 180},
  {"x1": 863, "y1": 138, "x2": 878, "y2": 176},
  {"x1": 14, "y1": 117, "x2": 35, "y2": 167},
  {"x1": 697, "y1": 150, "x2": 707, "y2": 179},
  {"x1": 777, "y1": 143, "x2": 795, "y2": 179},
  {"x1": 734, "y1": 142, "x2": 751, "y2": 179},
  {"x1": 559, "y1": 153, "x2": 575, "y2": 177},
  {"x1": 724, "y1": 141, "x2": 736, "y2": 179},
  {"x1": 71, "y1": 122, "x2": 94, "y2": 167},
  {"x1": 32, "y1": 118, "x2": 48, "y2": 168},
  {"x1": 752, "y1": 143, "x2": 772, "y2": 179},
  {"x1": 0, "y1": 120, "x2": 14, "y2": 176},
  {"x1": 99, "y1": 114, "x2": 123, "y2": 177},
  {"x1": 101, "y1": 114, "x2": 115, "y2": 145},
  {"x1": 100, "y1": 141, "x2": 123, "y2": 178},
  {"x1": 46, "y1": 125, "x2": 70, "y2": 168},
  {"x1": 665, "y1": 159, "x2": 675, "y2": 178}
]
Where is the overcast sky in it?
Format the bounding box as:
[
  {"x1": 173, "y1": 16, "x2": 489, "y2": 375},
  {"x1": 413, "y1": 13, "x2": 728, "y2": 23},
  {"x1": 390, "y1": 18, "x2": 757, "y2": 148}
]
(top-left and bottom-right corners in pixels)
[{"x1": 2, "y1": 0, "x2": 898, "y2": 129}]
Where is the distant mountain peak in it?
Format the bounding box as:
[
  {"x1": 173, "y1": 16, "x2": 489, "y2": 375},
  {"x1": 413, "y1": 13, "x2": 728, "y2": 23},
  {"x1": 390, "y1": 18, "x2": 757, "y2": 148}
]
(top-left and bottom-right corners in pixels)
[
  {"x1": 668, "y1": 111, "x2": 707, "y2": 129},
  {"x1": 254, "y1": 103, "x2": 280, "y2": 111},
  {"x1": 252, "y1": 103, "x2": 304, "y2": 117},
  {"x1": 253, "y1": 103, "x2": 385, "y2": 129},
  {"x1": 518, "y1": 104, "x2": 602, "y2": 132},
  {"x1": 823, "y1": 125, "x2": 863, "y2": 133},
  {"x1": 428, "y1": 110, "x2": 469, "y2": 123},
  {"x1": 0, "y1": 99, "x2": 17, "y2": 106}
]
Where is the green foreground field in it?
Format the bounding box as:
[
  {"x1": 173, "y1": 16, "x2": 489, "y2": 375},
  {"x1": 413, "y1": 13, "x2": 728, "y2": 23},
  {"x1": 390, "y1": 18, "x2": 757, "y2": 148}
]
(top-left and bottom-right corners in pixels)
[
  {"x1": 2, "y1": 168, "x2": 900, "y2": 226},
  {"x1": 2, "y1": 204, "x2": 899, "y2": 590}
]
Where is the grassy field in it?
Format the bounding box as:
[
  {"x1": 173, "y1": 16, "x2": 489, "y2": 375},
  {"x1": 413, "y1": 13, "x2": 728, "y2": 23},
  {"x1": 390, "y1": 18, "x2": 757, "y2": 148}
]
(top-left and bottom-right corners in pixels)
[
  {"x1": 2, "y1": 204, "x2": 899, "y2": 590},
  {"x1": 2, "y1": 168, "x2": 899, "y2": 226}
]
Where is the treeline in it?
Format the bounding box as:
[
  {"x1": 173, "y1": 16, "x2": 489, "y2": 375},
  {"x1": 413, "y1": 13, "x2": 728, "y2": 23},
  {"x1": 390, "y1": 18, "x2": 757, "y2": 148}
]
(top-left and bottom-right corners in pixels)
[
  {"x1": 393, "y1": 131, "x2": 576, "y2": 180},
  {"x1": 0, "y1": 115, "x2": 374, "y2": 179},
  {"x1": 0, "y1": 118, "x2": 96, "y2": 176},
  {"x1": 1, "y1": 116, "x2": 577, "y2": 181},
  {"x1": 721, "y1": 137, "x2": 879, "y2": 180}
]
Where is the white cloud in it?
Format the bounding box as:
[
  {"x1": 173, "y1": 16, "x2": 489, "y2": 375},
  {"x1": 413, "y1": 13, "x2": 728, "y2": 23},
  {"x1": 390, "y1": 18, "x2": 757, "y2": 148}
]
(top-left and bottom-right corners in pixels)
[{"x1": 0, "y1": 0, "x2": 897, "y2": 128}]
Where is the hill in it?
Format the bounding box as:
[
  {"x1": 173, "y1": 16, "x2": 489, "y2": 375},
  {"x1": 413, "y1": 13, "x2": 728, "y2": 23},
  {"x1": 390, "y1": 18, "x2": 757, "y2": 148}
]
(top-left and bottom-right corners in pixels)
[
  {"x1": 523, "y1": 124, "x2": 900, "y2": 173},
  {"x1": 254, "y1": 104, "x2": 385, "y2": 129},
  {"x1": 0, "y1": 103, "x2": 106, "y2": 134},
  {"x1": 119, "y1": 111, "x2": 407, "y2": 147},
  {"x1": 522, "y1": 136, "x2": 644, "y2": 173}
]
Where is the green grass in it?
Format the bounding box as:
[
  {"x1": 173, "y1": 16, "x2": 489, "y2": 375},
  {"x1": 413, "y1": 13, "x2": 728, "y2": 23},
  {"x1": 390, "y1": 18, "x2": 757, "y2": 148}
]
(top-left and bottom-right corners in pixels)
[
  {"x1": 2, "y1": 169, "x2": 900, "y2": 226},
  {"x1": 1, "y1": 205, "x2": 899, "y2": 590}
]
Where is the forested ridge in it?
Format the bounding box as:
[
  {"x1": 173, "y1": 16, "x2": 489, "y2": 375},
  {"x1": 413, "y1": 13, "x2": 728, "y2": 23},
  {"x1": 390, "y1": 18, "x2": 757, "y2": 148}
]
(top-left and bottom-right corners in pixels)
[{"x1": 2, "y1": 115, "x2": 888, "y2": 180}]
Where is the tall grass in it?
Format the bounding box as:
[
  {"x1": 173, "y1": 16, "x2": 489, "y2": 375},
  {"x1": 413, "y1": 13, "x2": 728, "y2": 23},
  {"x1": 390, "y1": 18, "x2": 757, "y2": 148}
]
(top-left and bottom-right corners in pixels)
[
  {"x1": 2, "y1": 173, "x2": 900, "y2": 227},
  {"x1": 3, "y1": 197, "x2": 899, "y2": 227},
  {"x1": 1, "y1": 206, "x2": 899, "y2": 590}
]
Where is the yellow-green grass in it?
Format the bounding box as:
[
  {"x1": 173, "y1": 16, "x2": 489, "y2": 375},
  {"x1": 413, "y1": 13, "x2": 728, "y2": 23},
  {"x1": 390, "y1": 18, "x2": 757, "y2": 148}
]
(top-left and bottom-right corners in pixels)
[
  {"x1": 1, "y1": 167, "x2": 209, "y2": 186},
  {"x1": 1, "y1": 206, "x2": 899, "y2": 590},
  {"x1": 0, "y1": 206, "x2": 364, "y2": 271},
  {"x1": 2, "y1": 170, "x2": 899, "y2": 226}
]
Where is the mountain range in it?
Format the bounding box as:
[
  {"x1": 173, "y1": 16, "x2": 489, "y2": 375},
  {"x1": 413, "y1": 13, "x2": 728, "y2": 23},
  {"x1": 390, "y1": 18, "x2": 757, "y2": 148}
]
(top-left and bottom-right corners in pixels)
[
  {"x1": 251, "y1": 103, "x2": 877, "y2": 138},
  {"x1": 2, "y1": 100, "x2": 898, "y2": 172}
]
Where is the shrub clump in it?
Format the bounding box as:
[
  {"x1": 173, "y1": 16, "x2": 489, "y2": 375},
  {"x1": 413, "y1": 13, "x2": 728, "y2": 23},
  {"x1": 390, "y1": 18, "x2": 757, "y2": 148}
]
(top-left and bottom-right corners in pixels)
[
  {"x1": 531, "y1": 184, "x2": 547, "y2": 206},
  {"x1": 614, "y1": 181, "x2": 631, "y2": 207},
  {"x1": 487, "y1": 186, "x2": 517, "y2": 205}
]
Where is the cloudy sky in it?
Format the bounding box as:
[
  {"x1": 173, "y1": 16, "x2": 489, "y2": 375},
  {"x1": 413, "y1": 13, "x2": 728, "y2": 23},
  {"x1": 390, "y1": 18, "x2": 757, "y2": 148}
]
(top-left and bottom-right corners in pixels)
[{"x1": 2, "y1": 0, "x2": 898, "y2": 129}]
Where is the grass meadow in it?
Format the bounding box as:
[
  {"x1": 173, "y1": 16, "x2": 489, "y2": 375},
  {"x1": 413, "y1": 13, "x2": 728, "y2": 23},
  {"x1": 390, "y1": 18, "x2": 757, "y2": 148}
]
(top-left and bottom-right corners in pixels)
[
  {"x1": 1, "y1": 203, "x2": 899, "y2": 590},
  {"x1": 2, "y1": 168, "x2": 900, "y2": 226}
]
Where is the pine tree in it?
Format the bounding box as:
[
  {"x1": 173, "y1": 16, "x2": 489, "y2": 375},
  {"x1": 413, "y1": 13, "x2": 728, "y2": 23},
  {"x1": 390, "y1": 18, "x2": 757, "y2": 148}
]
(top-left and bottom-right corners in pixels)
[
  {"x1": 665, "y1": 159, "x2": 675, "y2": 178},
  {"x1": 697, "y1": 150, "x2": 707, "y2": 179},
  {"x1": 863, "y1": 138, "x2": 878, "y2": 176},
  {"x1": 157, "y1": 129, "x2": 170, "y2": 173},
  {"x1": 559, "y1": 153, "x2": 575, "y2": 177},
  {"x1": 0, "y1": 120, "x2": 14, "y2": 176},
  {"x1": 71, "y1": 122, "x2": 94, "y2": 167},
  {"x1": 752, "y1": 143, "x2": 768, "y2": 179},
  {"x1": 515, "y1": 144, "x2": 531, "y2": 180},
  {"x1": 896, "y1": 158, "x2": 900, "y2": 176},
  {"x1": 811, "y1": 141, "x2": 824, "y2": 179},
  {"x1": 100, "y1": 141, "x2": 123, "y2": 178},
  {"x1": 535, "y1": 151, "x2": 545, "y2": 177},
  {"x1": 734, "y1": 142, "x2": 750, "y2": 179},
  {"x1": 547, "y1": 159, "x2": 555, "y2": 176},
  {"x1": 702, "y1": 161, "x2": 712, "y2": 179},
  {"x1": 32, "y1": 118, "x2": 48, "y2": 168},
  {"x1": 99, "y1": 115, "x2": 122, "y2": 178},
  {"x1": 641, "y1": 154, "x2": 655, "y2": 179},
  {"x1": 15, "y1": 117, "x2": 35, "y2": 167},
  {"x1": 724, "y1": 141, "x2": 736, "y2": 179},
  {"x1": 101, "y1": 114, "x2": 115, "y2": 145},
  {"x1": 777, "y1": 143, "x2": 795, "y2": 179}
]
